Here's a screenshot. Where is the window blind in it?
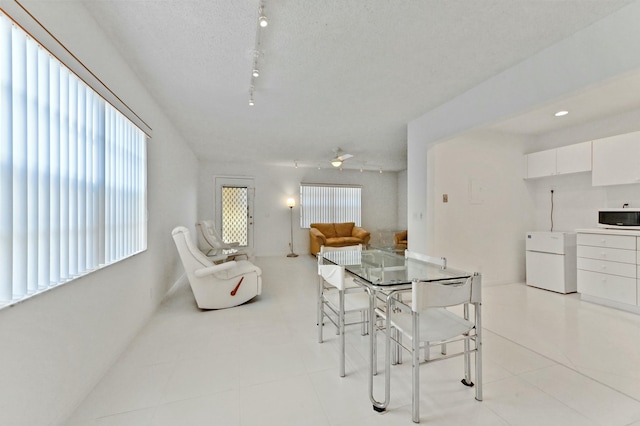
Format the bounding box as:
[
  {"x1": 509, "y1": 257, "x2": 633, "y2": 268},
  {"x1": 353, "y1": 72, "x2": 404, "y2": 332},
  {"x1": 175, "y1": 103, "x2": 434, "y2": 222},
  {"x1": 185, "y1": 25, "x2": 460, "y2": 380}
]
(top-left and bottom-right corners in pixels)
[
  {"x1": 0, "y1": 12, "x2": 147, "y2": 305},
  {"x1": 299, "y1": 183, "x2": 362, "y2": 228}
]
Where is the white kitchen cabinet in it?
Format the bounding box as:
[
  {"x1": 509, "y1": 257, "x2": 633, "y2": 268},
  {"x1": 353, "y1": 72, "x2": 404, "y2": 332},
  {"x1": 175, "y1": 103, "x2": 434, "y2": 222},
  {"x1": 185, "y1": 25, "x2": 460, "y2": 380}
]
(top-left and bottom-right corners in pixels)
[
  {"x1": 525, "y1": 141, "x2": 591, "y2": 179},
  {"x1": 526, "y1": 149, "x2": 556, "y2": 178},
  {"x1": 576, "y1": 230, "x2": 639, "y2": 310},
  {"x1": 577, "y1": 270, "x2": 637, "y2": 305},
  {"x1": 556, "y1": 141, "x2": 592, "y2": 175},
  {"x1": 577, "y1": 245, "x2": 637, "y2": 264},
  {"x1": 592, "y1": 131, "x2": 640, "y2": 186},
  {"x1": 577, "y1": 232, "x2": 636, "y2": 250}
]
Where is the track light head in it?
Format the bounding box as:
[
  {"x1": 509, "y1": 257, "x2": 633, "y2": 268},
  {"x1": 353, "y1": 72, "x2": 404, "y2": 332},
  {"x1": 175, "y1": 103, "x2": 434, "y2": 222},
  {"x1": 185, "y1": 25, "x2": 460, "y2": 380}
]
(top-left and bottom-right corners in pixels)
[{"x1": 259, "y1": 15, "x2": 268, "y2": 27}]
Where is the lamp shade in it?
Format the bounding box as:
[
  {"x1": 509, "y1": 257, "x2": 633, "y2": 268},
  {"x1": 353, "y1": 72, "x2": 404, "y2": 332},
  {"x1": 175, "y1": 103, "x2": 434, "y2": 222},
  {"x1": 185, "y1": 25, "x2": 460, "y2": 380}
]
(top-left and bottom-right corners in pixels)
[{"x1": 286, "y1": 198, "x2": 295, "y2": 208}]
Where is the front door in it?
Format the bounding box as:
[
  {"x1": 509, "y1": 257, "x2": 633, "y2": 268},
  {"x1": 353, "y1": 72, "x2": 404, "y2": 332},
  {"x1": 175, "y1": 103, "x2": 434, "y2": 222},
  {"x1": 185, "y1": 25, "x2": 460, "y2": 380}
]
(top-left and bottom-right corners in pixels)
[{"x1": 214, "y1": 177, "x2": 254, "y2": 249}]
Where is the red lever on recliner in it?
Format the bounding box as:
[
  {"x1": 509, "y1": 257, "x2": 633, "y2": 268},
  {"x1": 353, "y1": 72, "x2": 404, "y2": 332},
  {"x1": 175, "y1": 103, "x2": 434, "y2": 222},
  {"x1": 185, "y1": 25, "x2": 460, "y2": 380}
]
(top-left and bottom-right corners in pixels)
[{"x1": 230, "y1": 277, "x2": 244, "y2": 296}]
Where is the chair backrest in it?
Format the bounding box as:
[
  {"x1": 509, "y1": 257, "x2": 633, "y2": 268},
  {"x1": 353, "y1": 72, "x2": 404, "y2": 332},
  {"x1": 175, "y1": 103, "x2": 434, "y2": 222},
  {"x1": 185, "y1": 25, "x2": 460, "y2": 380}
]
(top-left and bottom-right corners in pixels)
[
  {"x1": 411, "y1": 275, "x2": 480, "y2": 312},
  {"x1": 318, "y1": 264, "x2": 347, "y2": 290},
  {"x1": 405, "y1": 249, "x2": 446, "y2": 269},
  {"x1": 172, "y1": 226, "x2": 214, "y2": 274},
  {"x1": 196, "y1": 220, "x2": 226, "y2": 251}
]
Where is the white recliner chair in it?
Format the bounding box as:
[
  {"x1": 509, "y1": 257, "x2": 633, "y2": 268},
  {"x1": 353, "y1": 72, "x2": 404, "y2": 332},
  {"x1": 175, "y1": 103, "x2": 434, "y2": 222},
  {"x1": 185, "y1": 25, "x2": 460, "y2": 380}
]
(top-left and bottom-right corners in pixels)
[
  {"x1": 172, "y1": 226, "x2": 262, "y2": 309},
  {"x1": 196, "y1": 220, "x2": 253, "y2": 261}
]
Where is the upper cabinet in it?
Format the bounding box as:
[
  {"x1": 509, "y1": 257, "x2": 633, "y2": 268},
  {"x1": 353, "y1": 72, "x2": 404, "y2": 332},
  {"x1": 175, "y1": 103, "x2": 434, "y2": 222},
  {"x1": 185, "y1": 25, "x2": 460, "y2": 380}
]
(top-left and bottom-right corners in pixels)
[
  {"x1": 526, "y1": 149, "x2": 556, "y2": 178},
  {"x1": 525, "y1": 141, "x2": 592, "y2": 179},
  {"x1": 556, "y1": 141, "x2": 593, "y2": 175},
  {"x1": 592, "y1": 131, "x2": 640, "y2": 186}
]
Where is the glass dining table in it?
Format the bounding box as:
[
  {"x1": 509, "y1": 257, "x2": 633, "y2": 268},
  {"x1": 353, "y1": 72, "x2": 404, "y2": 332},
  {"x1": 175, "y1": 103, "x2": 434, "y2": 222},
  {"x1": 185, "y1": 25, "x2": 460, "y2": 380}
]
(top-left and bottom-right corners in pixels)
[{"x1": 319, "y1": 249, "x2": 476, "y2": 414}]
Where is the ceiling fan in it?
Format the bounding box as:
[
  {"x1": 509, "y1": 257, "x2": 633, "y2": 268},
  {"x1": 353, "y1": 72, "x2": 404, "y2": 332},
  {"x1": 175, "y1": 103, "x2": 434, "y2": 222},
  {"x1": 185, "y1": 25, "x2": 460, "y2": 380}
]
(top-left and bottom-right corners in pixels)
[{"x1": 330, "y1": 148, "x2": 354, "y2": 167}]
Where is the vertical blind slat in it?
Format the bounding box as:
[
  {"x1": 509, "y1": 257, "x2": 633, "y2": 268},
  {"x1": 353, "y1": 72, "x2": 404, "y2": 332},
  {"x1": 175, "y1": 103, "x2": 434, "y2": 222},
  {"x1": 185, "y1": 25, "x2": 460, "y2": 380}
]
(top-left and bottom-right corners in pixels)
[
  {"x1": 37, "y1": 46, "x2": 50, "y2": 289},
  {"x1": 12, "y1": 27, "x2": 28, "y2": 298},
  {"x1": 0, "y1": 15, "x2": 12, "y2": 301},
  {"x1": 26, "y1": 39, "x2": 38, "y2": 294},
  {"x1": 49, "y1": 59, "x2": 60, "y2": 284}
]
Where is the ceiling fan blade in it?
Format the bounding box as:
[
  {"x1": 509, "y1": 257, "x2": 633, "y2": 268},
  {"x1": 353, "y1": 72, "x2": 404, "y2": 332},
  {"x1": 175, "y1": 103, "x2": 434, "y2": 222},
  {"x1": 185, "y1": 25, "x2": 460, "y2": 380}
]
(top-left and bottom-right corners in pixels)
[{"x1": 338, "y1": 153, "x2": 353, "y2": 161}]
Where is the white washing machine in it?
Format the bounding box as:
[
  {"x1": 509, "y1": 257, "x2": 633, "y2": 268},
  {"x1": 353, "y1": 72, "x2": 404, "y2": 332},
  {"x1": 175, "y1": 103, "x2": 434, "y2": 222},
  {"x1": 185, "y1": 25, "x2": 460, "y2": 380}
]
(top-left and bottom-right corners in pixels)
[{"x1": 525, "y1": 231, "x2": 577, "y2": 294}]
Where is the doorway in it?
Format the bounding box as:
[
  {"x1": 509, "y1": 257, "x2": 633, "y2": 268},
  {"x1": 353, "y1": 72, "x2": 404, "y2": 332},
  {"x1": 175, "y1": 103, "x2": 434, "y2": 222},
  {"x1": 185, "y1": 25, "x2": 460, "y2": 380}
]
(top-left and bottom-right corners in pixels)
[{"x1": 214, "y1": 177, "x2": 255, "y2": 249}]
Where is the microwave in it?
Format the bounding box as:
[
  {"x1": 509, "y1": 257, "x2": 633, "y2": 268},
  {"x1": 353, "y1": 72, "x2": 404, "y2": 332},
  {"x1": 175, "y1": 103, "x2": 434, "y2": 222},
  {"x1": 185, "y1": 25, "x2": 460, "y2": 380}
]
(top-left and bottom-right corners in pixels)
[{"x1": 598, "y1": 208, "x2": 640, "y2": 229}]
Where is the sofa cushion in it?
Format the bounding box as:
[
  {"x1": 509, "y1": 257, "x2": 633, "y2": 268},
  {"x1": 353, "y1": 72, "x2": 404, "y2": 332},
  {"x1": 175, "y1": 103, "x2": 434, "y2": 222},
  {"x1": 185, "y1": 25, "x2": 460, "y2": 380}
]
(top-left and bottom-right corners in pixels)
[
  {"x1": 326, "y1": 236, "x2": 363, "y2": 247},
  {"x1": 311, "y1": 223, "x2": 337, "y2": 238},
  {"x1": 334, "y1": 222, "x2": 355, "y2": 237}
]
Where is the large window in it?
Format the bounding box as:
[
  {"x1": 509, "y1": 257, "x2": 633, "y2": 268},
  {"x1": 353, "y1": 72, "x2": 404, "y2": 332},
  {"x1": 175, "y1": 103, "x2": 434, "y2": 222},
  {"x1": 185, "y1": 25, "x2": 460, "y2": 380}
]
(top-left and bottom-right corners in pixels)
[
  {"x1": 299, "y1": 183, "x2": 362, "y2": 228},
  {"x1": 0, "y1": 12, "x2": 147, "y2": 305}
]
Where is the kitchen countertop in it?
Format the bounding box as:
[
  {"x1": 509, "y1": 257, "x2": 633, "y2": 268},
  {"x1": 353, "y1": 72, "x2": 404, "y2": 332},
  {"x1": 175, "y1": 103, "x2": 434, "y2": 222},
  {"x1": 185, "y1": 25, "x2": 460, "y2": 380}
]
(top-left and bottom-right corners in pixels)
[{"x1": 575, "y1": 228, "x2": 640, "y2": 236}]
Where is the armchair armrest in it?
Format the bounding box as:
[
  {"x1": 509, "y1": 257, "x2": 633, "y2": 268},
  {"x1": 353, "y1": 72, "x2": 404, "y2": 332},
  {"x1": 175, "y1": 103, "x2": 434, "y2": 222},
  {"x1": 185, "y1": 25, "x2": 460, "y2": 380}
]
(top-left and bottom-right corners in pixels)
[
  {"x1": 309, "y1": 227, "x2": 327, "y2": 245},
  {"x1": 352, "y1": 226, "x2": 371, "y2": 243},
  {"x1": 194, "y1": 261, "x2": 237, "y2": 278},
  {"x1": 394, "y1": 230, "x2": 408, "y2": 244}
]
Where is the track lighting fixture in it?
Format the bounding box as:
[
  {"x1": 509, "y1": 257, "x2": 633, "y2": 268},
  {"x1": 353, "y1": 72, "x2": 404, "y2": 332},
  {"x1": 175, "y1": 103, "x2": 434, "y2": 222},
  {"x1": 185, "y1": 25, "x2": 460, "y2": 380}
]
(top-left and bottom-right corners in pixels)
[
  {"x1": 249, "y1": 4, "x2": 268, "y2": 105},
  {"x1": 258, "y1": 6, "x2": 268, "y2": 28}
]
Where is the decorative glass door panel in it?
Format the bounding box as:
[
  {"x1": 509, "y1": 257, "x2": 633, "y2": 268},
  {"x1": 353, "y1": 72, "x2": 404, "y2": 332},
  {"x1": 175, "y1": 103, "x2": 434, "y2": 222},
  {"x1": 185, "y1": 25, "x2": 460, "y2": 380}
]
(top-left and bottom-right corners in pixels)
[
  {"x1": 221, "y1": 186, "x2": 248, "y2": 246},
  {"x1": 214, "y1": 177, "x2": 254, "y2": 249}
]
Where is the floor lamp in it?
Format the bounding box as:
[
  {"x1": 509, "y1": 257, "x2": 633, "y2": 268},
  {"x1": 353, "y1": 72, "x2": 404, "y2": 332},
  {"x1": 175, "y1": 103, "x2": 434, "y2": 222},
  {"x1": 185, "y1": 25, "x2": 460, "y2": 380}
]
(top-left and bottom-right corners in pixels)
[{"x1": 286, "y1": 198, "x2": 298, "y2": 257}]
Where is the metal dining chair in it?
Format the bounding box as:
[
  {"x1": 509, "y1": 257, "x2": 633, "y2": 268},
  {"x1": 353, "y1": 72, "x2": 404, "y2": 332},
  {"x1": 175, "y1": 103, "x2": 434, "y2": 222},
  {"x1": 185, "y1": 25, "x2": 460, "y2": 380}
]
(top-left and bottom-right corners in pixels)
[
  {"x1": 317, "y1": 244, "x2": 370, "y2": 377},
  {"x1": 388, "y1": 274, "x2": 482, "y2": 423}
]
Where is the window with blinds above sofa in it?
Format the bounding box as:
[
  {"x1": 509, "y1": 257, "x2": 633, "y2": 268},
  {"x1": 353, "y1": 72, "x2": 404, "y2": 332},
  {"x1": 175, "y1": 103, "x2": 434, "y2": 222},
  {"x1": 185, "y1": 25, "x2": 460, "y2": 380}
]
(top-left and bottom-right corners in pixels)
[{"x1": 299, "y1": 183, "x2": 361, "y2": 229}]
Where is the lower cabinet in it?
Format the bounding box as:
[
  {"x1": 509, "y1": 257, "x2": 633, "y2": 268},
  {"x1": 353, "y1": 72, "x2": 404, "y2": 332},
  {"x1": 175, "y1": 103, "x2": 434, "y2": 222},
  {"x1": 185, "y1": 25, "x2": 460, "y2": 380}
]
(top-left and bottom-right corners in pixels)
[
  {"x1": 577, "y1": 270, "x2": 636, "y2": 304},
  {"x1": 576, "y1": 231, "x2": 639, "y2": 308}
]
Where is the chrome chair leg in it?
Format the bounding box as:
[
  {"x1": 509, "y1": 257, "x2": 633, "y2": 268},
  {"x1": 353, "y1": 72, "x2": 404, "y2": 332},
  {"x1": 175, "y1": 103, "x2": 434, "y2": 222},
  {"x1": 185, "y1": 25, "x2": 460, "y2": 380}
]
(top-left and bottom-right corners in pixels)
[
  {"x1": 317, "y1": 277, "x2": 324, "y2": 344},
  {"x1": 411, "y1": 311, "x2": 420, "y2": 423},
  {"x1": 339, "y1": 290, "x2": 346, "y2": 377},
  {"x1": 475, "y1": 302, "x2": 483, "y2": 401}
]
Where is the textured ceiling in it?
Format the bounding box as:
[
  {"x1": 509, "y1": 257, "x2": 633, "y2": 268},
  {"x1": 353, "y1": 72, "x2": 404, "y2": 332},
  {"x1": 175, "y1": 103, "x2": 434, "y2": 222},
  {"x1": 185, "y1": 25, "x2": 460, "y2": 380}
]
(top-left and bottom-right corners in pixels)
[{"x1": 40, "y1": 0, "x2": 637, "y2": 171}]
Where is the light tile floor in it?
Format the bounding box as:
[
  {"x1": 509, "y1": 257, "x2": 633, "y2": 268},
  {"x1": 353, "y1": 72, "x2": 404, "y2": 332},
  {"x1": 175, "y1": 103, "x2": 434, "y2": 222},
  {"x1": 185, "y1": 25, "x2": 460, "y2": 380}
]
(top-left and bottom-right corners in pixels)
[{"x1": 64, "y1": 256, "x2": 640, "y2": 425}]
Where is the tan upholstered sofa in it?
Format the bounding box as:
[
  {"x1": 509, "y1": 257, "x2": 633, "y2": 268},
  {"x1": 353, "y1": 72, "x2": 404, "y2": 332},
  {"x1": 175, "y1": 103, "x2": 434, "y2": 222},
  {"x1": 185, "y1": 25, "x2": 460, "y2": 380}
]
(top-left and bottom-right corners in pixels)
[{"x1": 309, "y1": 222, "x2": 371, "y2": 255}]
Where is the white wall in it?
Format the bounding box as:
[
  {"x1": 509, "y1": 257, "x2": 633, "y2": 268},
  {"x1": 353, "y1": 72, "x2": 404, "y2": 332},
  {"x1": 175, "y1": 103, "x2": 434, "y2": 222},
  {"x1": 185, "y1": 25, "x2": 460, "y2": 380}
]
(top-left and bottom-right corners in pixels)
[
  {"x1": 407, "y1": 132, "x2": 430, "y2": 253},
  {"x1": 396, "y1": 169, "x2": 408, "y2": 231},
  {"x1": 197, "y1": 162, "x2": 403, "y2": 255},
  {"x1": 426, "y1": 131, "x2": 534, "y2": 284},
  {"x1": 0, "y1": 3, "x2": 198, "y2": 425}
]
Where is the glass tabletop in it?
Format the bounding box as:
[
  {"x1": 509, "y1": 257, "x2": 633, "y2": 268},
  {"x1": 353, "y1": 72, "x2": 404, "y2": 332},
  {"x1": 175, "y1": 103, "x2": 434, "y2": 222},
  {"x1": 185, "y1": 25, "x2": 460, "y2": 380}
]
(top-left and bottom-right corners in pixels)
[{"x1": 320, "y1": 249, "x2": 471, "y2": 286}]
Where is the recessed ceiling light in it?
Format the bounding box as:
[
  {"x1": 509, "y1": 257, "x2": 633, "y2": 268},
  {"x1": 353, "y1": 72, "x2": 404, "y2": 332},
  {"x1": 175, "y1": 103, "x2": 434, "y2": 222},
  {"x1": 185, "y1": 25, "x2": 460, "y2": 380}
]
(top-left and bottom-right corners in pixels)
[
  {"x1": 252, "y1": 69, "x2": 259, "y2": 78},
  {"x1": 554, "y1": 110, "x2": 569, "y2": 117}
]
